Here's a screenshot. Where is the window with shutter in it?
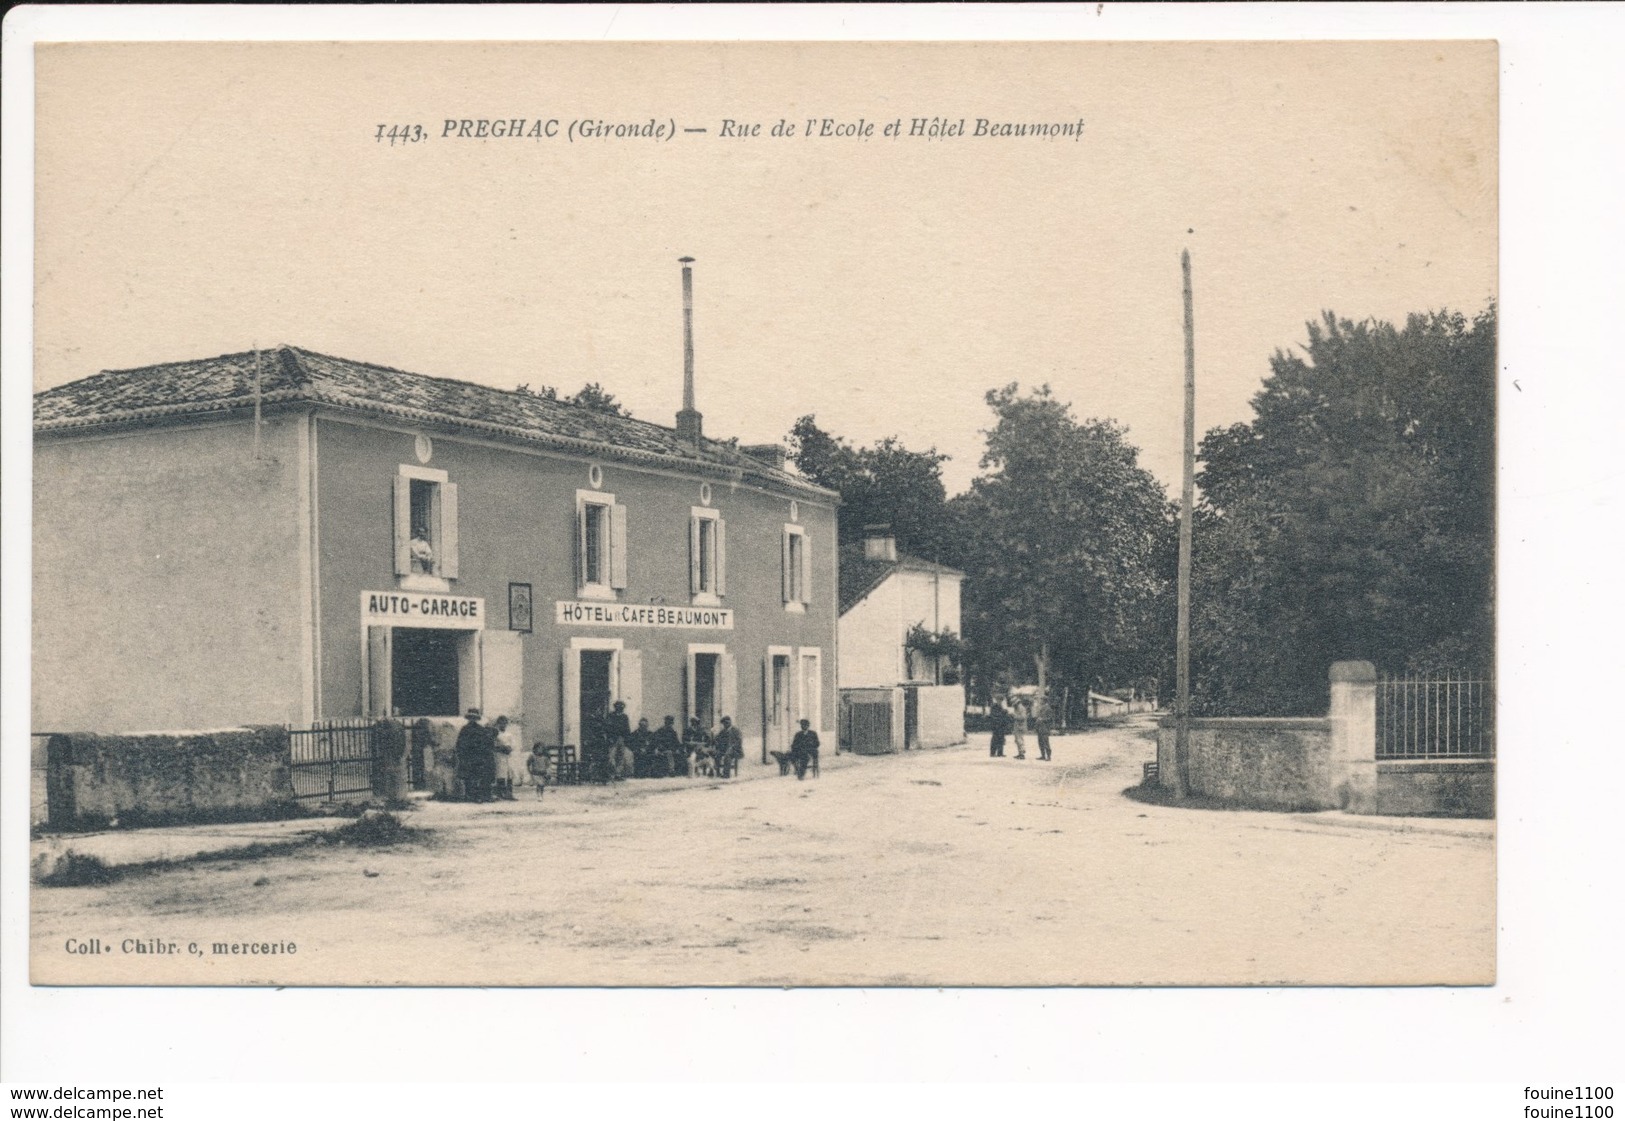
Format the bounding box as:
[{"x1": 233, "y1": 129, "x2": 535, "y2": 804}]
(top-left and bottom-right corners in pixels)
[
  {"x1": 690, "y1": 506, "x2": 723, "y2": 604},
  {"x1": 782, "y1": 524, "x2": 808, "y2": 612},
  {"x1": 576, "y1": 490, "x2": 620, "y2": 600},
  {"x1": 396, "y1": 464, "x2": 452, "y2": 591}
]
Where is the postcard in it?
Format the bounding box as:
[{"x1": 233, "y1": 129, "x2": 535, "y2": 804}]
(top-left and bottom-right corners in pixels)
[{"x1": 27, "y1": 39, "x2": 1496, "y2": 988}]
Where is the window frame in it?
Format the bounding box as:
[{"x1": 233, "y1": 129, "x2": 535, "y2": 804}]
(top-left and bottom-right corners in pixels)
[
  {"x1": 689, "y1": 505, "x2": 726, "y2": 606},
  {"x1": 395, "y1": 464, "x2": 456, "y2": 592},
  {"x1": 782, "y1": 523, "x2": 809, "y2": 613},
  {"x1": 576, "y1": 489, "x2": 626, "y2": 600}
]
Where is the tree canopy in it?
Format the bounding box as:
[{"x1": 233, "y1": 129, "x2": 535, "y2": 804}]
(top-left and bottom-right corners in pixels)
[
  {"x1": 1190, "y1": 305, "x2": 1496, "y2": 715},
  {"x1": 515, "y1": 381, "x2": 631, "y2": 417},
  {"x1": 947, "y1": 385, "x2": 1171, "y2": 705},
  {"x1": 787, "y1": 415, "x2": 954, "y2": 559}
]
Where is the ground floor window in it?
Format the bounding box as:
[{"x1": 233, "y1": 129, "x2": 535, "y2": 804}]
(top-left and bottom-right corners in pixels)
[{"x1": 392, "y1": 628, "x2": 461, "y2": 717}]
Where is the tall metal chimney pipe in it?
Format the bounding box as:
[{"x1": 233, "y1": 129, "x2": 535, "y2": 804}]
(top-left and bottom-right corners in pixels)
[{"x1": 676, "y1": 256, "x2": 703, "y2": 446}]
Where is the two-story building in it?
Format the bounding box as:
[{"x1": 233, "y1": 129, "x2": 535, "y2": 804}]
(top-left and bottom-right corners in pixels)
[{"x1": 33, "y1": 266, "x2": 839, "y2": 769}]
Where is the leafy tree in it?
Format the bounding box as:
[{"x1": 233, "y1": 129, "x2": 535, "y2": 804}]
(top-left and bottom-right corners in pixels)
[
  {"x1": 515, "y1": 381, "x2": 631, "y2": 418},
  {"x1": 787, "y1": 415, "x2": 955, "y2": 559},
  {"x1": 948, "y1": 385, "x2": 1171, "y2": 712},
  {"x1": 1189, "y1": 305, "x2": 1495, "y2": 715}
]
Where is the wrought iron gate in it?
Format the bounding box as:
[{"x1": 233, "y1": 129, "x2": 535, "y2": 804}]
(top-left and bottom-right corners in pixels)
[{"x1": 289, "y1": 719, "x2": 378, "y2": 801}]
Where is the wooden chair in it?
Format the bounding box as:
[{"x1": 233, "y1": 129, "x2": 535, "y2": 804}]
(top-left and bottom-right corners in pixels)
[{"x1": 544, "y1": 745, "x2": 580, "y2": 785}]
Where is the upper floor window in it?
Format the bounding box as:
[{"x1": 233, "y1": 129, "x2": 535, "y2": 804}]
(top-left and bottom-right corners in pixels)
[
  {"x1": 577, "y1": 490, "x2": 627, "y2": 599},
  {"x1": 782, "y1": 524, "x2": 810, "y2": 612},
  {"x1": 395, "y1": 465, "x2": 458, "y2": 588},
  {"x1": 689, "y1": 507, "x2": 727, "y2": 604}
]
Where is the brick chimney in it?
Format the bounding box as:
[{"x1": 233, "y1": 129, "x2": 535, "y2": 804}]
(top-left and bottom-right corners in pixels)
[
  {"x1": 675, "y1": 256, "x2": 703, "y2": 447},
  {"x1": 863, "y1": 524, "x2": 898, "y2": 562},
  {"x1": 741, "y1": 443, "x2": 788, "y2": 471}
]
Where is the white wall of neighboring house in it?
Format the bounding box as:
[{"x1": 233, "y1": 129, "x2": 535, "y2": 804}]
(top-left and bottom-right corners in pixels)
[
  {"x1": 838, "y1": 574, "x2": 906, "y2": 687},
  {"x1": 838, "y1": 563, "x2": 962, "y2": 688}
]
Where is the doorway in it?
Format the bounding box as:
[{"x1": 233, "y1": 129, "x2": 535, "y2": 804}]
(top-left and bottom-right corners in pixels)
[
  {"x1": 580, "y1": 649, "x2": 614, "y2": 729},
  {"x1": 766, "y1": 652, "x2": 792, "y2": 759},
  {"x1": 693, "y1": 653, "x2": 719, "y2": 729},
  {"x1": 392, "y1": 628, "x2": 461, "y2": 717},
  {"x1": 904, "y1": 685, "x2": 920, "y2": 750}
]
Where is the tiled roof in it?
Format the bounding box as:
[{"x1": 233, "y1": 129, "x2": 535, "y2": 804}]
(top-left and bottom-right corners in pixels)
[
  {"x1": 837, "y1": 543, "x2": 963, "y2": 615},
  {"x1": 34, "y1": 346, "x2": 835, "y2": 498}
]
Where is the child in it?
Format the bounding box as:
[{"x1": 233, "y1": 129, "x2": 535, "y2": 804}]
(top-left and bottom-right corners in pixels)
[{"x1": 526, "y1": 744, "x2": 551, "y2": 801}]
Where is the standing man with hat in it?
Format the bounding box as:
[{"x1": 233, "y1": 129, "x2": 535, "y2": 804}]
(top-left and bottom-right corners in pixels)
[{"x1": 455, "y1": 707, "x2": 494, "y2": 802}]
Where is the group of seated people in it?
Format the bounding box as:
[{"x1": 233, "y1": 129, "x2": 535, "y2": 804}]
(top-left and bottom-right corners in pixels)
[{"x1": 582, "y1": 702, "x2": 746, "y2": 782}]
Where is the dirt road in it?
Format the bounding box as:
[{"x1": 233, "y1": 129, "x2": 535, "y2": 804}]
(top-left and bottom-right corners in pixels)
[{"x1": 32, "y1": 716, "x2": 1494, "y2": 986}]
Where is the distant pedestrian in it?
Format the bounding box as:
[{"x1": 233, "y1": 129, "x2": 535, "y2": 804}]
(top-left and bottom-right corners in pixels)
[
  {"x1": 989, "y1": 701, "x2": 1011, "y2": 758},
  {"x1": 526, "y1": 744, "x2": 551, "y2": 800},
  {"x1": 790, "y1": 718, "x2": 820, "y2": 780},
  {"x1": 1036, "y1": 706, "x2": 1053, "y2": 762},
  {"x1": 1012, "y1": 701, "x2": 1028, "y2": 760}
]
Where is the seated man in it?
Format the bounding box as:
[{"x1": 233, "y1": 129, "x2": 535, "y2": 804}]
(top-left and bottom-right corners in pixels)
[
  {"x1": 714, "y1": 715, "x2": 744, "y2": 778},
  {"x1": 683, "y1": 717, "x2": 713, "y2": 775},
  {"x1": 789, "y1": 718, "x2": 820, "y2": 780},
  {"x1": 628, "y1": 717, "x2": 655, "y2": 778},
  {"x1": 651, "y1": 715, "x2": 683, "y2": 777}
]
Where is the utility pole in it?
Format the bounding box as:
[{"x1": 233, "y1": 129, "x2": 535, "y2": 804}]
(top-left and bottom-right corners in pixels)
[{"x1": 1175, "y1": 248, "x2": 1196, "y2": 795}]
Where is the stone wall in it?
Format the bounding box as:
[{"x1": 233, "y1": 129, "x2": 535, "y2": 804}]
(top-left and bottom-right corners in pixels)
[
  {"x1": 1374, "y1": 759, "x2": 1495, "y2": 818},
  {"x1": 45, "y1": 727, "x2": 299, "y2": 830},
  {"x1": 1158, "y1": 661, "x2": 1495, "y2": 817},
  {"x1": 1157, "y1": 717, "x2": 1336, "y2": 811}
]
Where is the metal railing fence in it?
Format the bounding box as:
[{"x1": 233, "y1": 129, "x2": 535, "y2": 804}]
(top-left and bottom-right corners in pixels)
[{"x1": 1376, "y1": 674, "x2": 1494, "y2": 760}]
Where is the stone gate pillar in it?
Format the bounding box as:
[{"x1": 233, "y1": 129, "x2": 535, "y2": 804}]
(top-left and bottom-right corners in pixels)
[{"x1": 1329, "y1": 661, "x2": 1377, "y2": 814}]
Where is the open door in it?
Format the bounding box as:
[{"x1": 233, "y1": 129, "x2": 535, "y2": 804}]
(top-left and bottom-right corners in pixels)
[
  {"x1": 366, "y1": 627, "x2": 392, "y2": 718},
  {"x1": 481, "y1": 630, "x2": 524, "y2": 750},
  {"x1": 721, "y1": 652, "x2": 738, "y2": 728},
  {"x1": 561, "y1": 649, "x2": 580, "y2": 748},
  {"x1": 619, "y1": 648, "x2": 643, "y2": 725}
]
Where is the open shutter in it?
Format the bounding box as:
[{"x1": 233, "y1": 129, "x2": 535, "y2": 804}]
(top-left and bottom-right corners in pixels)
[
  {"x1": 781, "y1": 529, "x2": 792, "y2": 603},
  {"x1": 561, "y1": 649, "x2": 580, "y2": 748},
  {"x1": 439, "y1": 482, "x2": 460, "y2": 579},
  {"x1": 367, "y1": 627, "x2": 392, "y2": 718},
  {"x1": 573, "y1": 502, "x2": 585, "y2": 591},
  {"x1": 609, "y1": 502, "x2": 628, "y2": 589},
  {"x1": 680, "y1": 660, "x2": 690, "y2": 727},
  {"x1": 716, "y1": 518, "x2": 727, "y2": 596},
  {"x1": 721, "y1": 652, "x2": 738, "y2": 726},
  {"x1": 393, "y1": 477, "x2": 412, "y2": 575},
  {"x1": 761, "y1": 658, "x2": 770, "y2": 764},
  {"x1": 619, "y1": 648, "x2": 642, "y2": 725},
  {"x1": 799, "y1": 531, "x2": 812, "y2": 605},
  {"x1": 457, "y1": 632, "x2": 483, "y2": 717},
  {"x1": 689, "y1": 516, "x2": 702, "y2": 595}
]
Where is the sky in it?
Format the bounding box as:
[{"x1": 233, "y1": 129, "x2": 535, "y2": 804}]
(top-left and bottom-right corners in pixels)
[{"x1": 33, "y1": 40, "x2": 1496, "y2": 495}]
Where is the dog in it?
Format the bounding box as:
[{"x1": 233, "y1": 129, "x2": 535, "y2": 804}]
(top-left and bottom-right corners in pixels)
[{"x1": 769, "y1": 750, "x2": 795, "y2": 776}]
